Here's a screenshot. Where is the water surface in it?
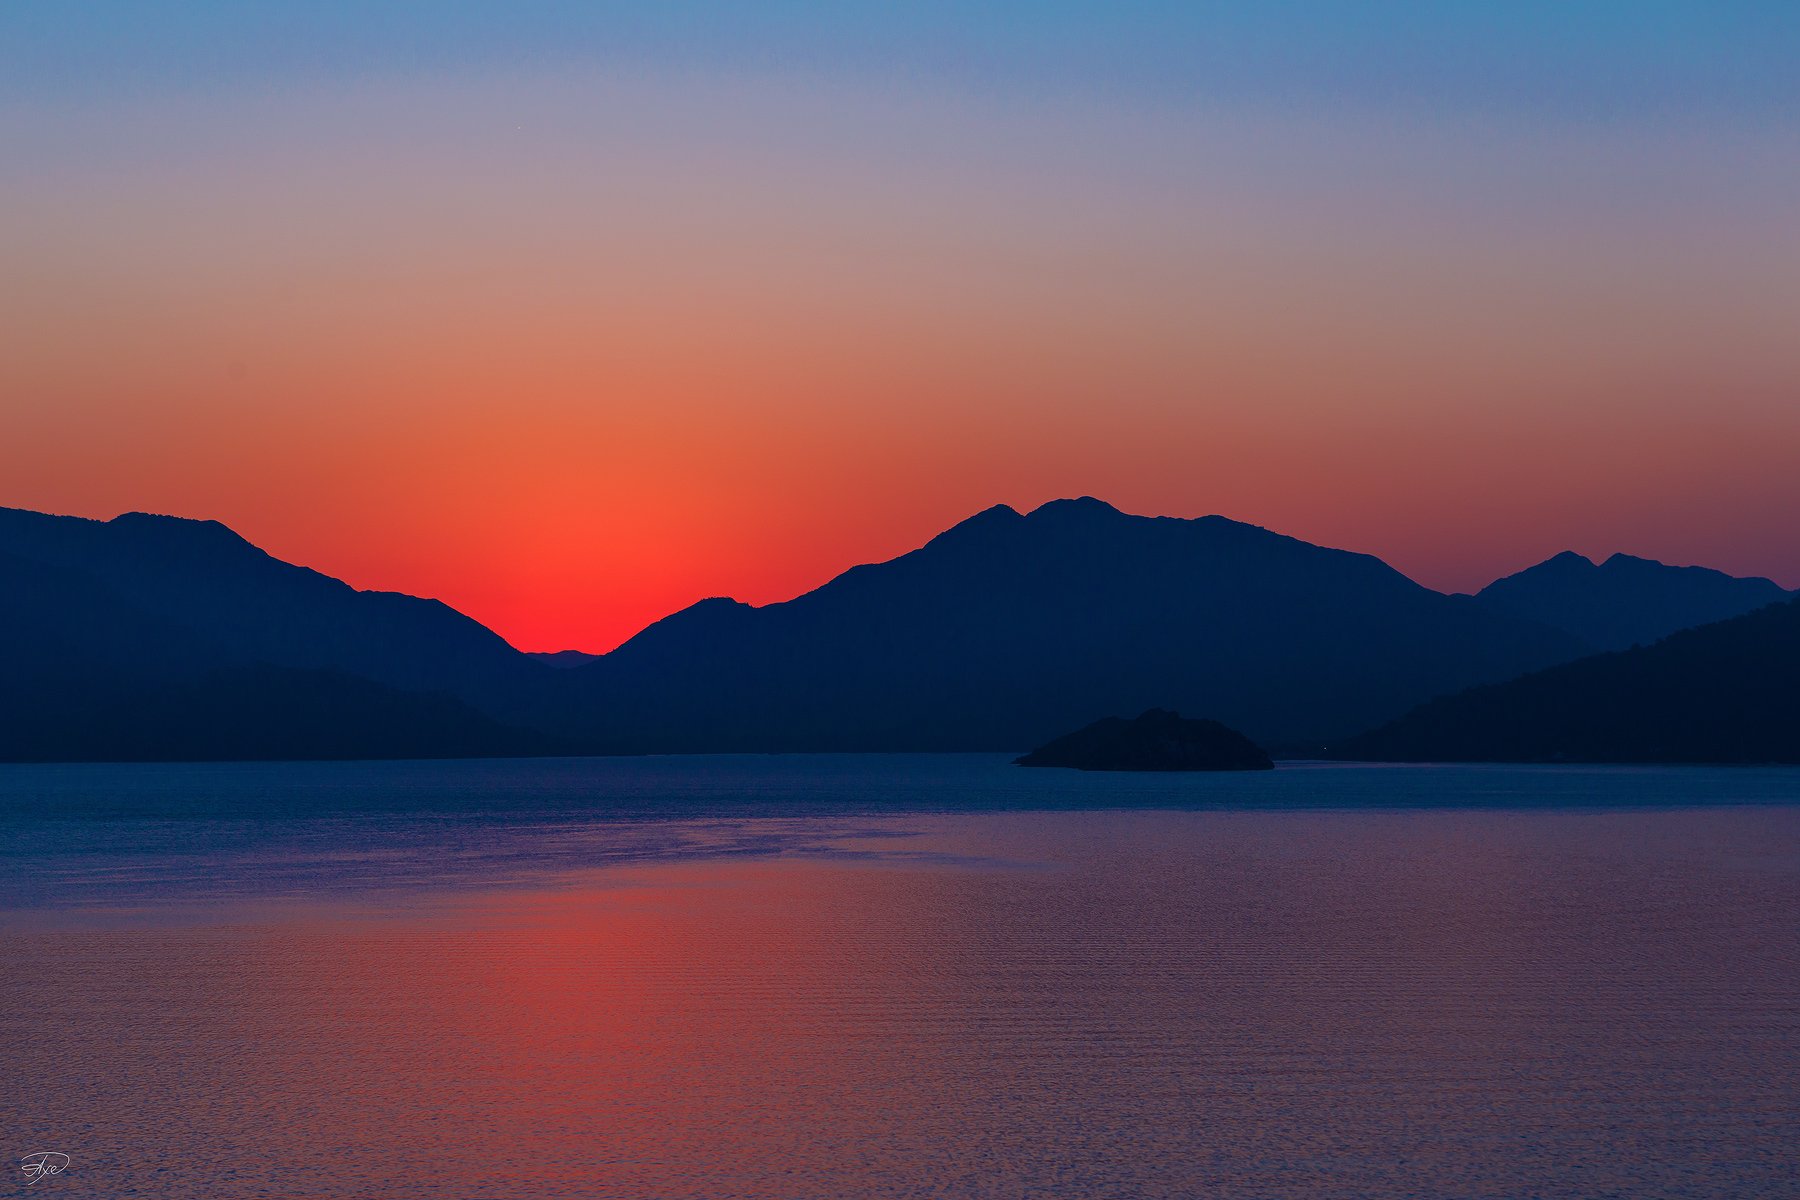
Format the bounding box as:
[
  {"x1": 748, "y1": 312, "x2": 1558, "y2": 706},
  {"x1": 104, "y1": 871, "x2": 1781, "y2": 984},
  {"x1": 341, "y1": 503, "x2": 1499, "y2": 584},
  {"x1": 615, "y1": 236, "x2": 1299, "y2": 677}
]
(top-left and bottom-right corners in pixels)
[{"x1": 3, "y1": 758, "x2": 1797, "y2": 1197}]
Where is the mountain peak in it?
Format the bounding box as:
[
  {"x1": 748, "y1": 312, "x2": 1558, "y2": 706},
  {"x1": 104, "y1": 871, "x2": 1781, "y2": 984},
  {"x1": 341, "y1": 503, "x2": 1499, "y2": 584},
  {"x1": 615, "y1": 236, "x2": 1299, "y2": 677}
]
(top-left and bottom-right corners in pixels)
[
  {"x1": 1476, "y1": 546, "x2": 1790, "y2": 652},
  {"x1": 918, "y1": 503, "x2": 1024, "y2": 550},
  {"x1": 108, "y1": 511, "x2": 257, "y2": 552},
  {"x1": 1028, "y1": 496, "x2": 1123, "y2": 520}
]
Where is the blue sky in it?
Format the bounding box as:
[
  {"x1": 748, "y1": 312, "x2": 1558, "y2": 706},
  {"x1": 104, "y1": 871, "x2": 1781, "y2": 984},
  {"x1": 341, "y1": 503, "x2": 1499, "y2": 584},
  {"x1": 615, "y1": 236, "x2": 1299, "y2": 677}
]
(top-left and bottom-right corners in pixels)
[{"x1": 6, "y1": 3, "x2": 1798, "y2": 120}]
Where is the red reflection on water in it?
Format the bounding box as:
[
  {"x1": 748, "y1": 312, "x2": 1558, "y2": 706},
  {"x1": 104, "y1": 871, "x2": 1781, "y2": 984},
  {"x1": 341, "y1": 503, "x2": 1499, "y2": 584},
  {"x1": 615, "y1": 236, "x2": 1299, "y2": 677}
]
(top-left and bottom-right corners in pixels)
[{"x1": 5, "y1": 809, "x2": 1799, "y2": 1198}]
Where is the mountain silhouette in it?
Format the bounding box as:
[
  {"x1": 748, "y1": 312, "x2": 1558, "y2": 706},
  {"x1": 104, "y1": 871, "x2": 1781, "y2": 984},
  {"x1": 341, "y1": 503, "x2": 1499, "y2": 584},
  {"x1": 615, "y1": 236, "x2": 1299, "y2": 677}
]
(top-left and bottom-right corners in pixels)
[
  {"x1": 0, "y1": 508, "x2": 549, "y2": 761},
  {"x1": 0, "y1": 507, "x2": 543, "y2": 702},
  {"x1": 1473, "y1": 550, "x2": 1791, "y2": 652},
  {"x1": 1329, "y1": 598, "x2": 1800, "y2": 763},
  {"x1": 0, "y1": 663, "x2": 548, "y2": 763},
  {"x1": 542, "y1": 498, "x2": 1587, "y2": 751},
  {"x1": 11, "y1": 499, "x2": 1787, "y2": 762}
]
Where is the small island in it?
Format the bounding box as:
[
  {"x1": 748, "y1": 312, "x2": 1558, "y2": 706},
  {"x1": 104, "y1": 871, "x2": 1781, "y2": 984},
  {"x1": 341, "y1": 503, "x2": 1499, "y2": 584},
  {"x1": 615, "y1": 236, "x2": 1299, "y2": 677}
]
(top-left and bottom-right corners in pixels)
[{"x1": 1015, "y1": 709, "x2": 1274, "y2": 772}]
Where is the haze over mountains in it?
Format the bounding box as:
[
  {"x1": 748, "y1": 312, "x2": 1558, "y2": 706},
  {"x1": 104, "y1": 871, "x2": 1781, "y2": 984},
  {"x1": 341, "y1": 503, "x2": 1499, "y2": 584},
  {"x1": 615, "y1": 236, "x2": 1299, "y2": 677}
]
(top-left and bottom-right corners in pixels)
[{"x1": 0, "y1": 499, "x2": 1792, "y2": 762}]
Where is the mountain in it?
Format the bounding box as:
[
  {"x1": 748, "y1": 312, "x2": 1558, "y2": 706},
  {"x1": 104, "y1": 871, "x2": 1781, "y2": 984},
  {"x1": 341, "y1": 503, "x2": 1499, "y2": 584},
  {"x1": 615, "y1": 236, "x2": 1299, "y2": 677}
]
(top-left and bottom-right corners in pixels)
[
  {"x1": 1473, "y1": 550, "x2": 1791, "y2": 652},
  {"x1": 0, "y1": 507, "x2": 543, "y2": 702},
  {"x1": 1328, "y1": 598, "x2": 1800, "y2": 764},
  {"x1": 0, "y1": 663, "x2": 548, "y2": 763},
  {"x1": 544, "y1": 498, "x2": 1588, "y2": 751},
  {"x1": 0, "y1": 508, "x2": 549, "y2": 762},
  {"x1": 26, "y1": 499, "x2": 1779, "y2": 763}
]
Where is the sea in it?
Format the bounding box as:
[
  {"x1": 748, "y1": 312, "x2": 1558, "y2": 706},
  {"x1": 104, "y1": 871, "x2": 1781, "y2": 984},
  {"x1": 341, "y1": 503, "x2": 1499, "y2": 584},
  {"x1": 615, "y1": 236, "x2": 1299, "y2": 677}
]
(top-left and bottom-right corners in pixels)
[{"x1": 3, "y1": 756, "x2": 1797, "y2": 1198}]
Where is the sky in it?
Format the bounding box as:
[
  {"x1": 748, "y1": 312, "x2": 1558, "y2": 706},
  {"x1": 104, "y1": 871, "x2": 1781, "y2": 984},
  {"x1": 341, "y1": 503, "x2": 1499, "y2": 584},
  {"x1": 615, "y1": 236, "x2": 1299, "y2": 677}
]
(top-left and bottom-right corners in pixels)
[{"x1": 4, "y1": 3, "x2": 1798, "y2": 650}]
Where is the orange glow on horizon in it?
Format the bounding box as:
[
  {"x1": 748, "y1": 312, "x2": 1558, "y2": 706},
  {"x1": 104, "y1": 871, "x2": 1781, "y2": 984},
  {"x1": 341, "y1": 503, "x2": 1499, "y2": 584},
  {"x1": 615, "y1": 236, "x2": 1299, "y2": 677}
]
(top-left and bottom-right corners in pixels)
[{"x1": 4, "y1": 74, "x2": 1797, "y2": 649}]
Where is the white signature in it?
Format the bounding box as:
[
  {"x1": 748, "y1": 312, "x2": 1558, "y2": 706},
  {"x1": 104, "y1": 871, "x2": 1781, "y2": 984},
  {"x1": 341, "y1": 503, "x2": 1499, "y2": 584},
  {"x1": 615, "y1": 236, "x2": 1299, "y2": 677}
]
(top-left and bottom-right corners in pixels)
[{"x1": 20, "y1": 1153, "x2": 69, "y2": 1185}]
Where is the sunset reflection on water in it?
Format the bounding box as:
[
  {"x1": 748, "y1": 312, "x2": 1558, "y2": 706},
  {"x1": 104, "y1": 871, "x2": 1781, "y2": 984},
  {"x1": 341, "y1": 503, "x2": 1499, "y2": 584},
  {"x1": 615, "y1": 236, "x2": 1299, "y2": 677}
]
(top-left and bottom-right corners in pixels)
[{"x1": 6, "y1": 799, "x2": 1799, "y2": 1198}]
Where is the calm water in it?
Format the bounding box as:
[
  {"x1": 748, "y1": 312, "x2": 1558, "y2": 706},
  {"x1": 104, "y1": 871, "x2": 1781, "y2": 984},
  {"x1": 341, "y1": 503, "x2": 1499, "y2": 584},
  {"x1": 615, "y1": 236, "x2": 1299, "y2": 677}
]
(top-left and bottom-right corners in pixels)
[{"x1": 3, "y1": 757, "x2": 1798, "y2": 1198}]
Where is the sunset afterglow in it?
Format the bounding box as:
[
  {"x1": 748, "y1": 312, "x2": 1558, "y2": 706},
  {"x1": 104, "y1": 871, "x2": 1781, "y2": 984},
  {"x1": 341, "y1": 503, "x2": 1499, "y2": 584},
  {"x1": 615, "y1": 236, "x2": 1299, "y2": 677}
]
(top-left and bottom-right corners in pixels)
[{"x1": 6, "y1": 6, "x2": 1797, "y2": 649}]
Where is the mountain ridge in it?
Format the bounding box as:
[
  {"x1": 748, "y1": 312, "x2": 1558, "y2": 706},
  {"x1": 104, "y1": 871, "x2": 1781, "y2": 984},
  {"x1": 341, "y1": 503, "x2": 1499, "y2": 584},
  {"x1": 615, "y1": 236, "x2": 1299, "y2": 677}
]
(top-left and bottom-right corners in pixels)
[
  {"x1": 1472, "y1": 547, "x2": 1791, "y2": 651},
  {"x1": 544, "y1": 498, "x2": 1587, "y2": 751},
  {"x1": 1330, "y1": 597, "x2": 1800, "y2": 764},
  {"x1": 0, "y1": 505, "x2": 544, "y2": 703},
  {"x1": 4, "y1": 500, "x2": 1791, "y2": 761}
]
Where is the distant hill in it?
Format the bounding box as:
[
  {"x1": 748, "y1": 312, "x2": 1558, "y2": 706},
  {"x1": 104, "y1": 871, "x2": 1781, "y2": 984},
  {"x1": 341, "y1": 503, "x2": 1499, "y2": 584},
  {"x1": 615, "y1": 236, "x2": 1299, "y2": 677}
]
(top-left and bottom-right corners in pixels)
[
  {"x1": 0, "y1": 507, "x2": 542, "y2": 702},
  {"x1": 1473, "y1": 550, "x2": 1791, "y2": 652},
  {"x1": 0, "y1": 663, "x2": 549, "y2": 763},
  {"x1": 545, "y1": 498, "x2": 1587, "y2": 751},
  {"x1": 0, "y1": 509, "x2": 549, "y2": 762},
  {"x1": 1329, "y1": 598, "x2": 1800, "y2": 764}
]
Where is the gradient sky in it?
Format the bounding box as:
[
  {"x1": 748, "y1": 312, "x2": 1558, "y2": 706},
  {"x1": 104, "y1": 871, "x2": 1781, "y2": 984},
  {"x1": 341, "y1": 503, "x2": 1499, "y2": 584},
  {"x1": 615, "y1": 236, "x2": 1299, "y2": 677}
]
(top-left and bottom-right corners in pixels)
[{"x1": 4, "y1": 4, "x2": 1798, "y2": 650}]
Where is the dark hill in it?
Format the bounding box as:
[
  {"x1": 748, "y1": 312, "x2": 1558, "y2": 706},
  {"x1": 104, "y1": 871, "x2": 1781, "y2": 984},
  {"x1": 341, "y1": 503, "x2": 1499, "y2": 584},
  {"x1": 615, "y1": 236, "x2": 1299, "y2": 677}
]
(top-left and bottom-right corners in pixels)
[
  {"x1": 547, "y1": 498, "x2": 1587, "y2": 751},
  {"x1": 0, "y1": 511, "x2": 550, "y2": 762},
  {"x1": 0, "y1": 664, "x2": 549, "y2": 763},
  {"x1": 0, "y1": 506, "x2": 543, "y2": 703},
  {"x1": 1473, "y1": 550, "x2": 1790, "y2": 652},
  {"x1": 1329, "y1": 598, "x2": 1800, "y2": 764},
  {"x1": 1016, "y1": 709, "x2": 1273, "y2": 771}
]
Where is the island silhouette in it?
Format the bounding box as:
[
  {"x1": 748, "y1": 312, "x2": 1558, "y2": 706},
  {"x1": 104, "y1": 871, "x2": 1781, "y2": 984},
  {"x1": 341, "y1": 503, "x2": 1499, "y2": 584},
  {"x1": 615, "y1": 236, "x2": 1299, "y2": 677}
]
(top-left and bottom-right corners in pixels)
[{"x1": 1016, "y1": 710, "x2": 1274, "y2": 772}]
